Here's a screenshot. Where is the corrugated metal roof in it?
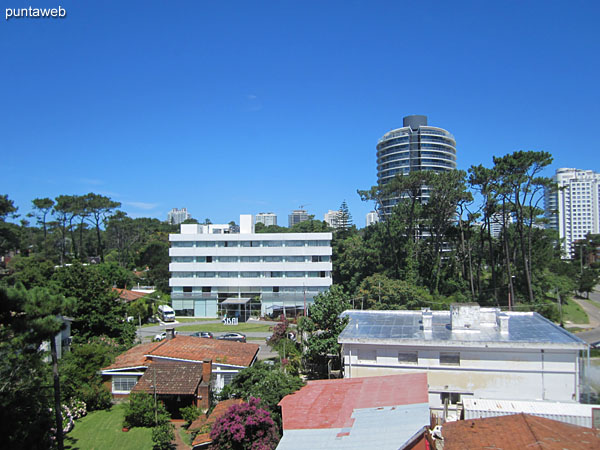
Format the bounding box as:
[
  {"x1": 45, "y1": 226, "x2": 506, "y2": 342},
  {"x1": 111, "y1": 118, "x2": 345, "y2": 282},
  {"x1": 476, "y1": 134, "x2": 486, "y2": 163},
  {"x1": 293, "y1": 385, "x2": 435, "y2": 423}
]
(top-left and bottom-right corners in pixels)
[
  {"x1": 276, "y1": 403, "x2": 430, "y2": 450},
  {"x1": 463, "y1": 398, "x2": 595, "y2": 428},
  {"x1": 338, "y1": 310, "x2": 587, "y2": 349}
]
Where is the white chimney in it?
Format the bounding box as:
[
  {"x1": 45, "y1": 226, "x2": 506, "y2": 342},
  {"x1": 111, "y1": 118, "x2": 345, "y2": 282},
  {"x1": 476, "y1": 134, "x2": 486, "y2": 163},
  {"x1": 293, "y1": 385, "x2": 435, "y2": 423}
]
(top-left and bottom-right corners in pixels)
[{"x1": 240, "y1": 214, "x2": 254, "y2": 234}]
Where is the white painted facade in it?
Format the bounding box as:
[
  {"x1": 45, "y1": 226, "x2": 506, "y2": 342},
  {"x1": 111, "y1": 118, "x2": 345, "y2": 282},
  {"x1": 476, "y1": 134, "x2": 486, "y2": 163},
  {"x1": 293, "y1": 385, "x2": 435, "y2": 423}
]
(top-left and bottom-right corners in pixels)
[
  {"x1": 544, "y1": 168, "x2": 600, "y2": 257},
  {"x1": 169, "y1": 215, "x2": 332, "y2": 317},
  {"x1": 365, "y1": 211, "x2": 379, "y2": 227},
  {"x1": 339, "y1": 306, "x2": 588, "y2": 415},
  {"x1": 167, "y1": 208, "x2": 190, "y2": 225},
  {"x1": 324, "y1": 210, "x2": 341, "y2": 229}
]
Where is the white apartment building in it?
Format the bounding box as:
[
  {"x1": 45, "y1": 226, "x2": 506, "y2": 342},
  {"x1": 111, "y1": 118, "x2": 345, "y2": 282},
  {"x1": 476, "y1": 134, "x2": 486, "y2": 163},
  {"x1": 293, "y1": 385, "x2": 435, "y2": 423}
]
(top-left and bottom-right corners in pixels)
[
  {"x1": 324, "y1": 210, "x2": 341, "y2": 229},
  {"x1": 288, "y1": 209, "x2": 309, "y2": 227},
  {"x1": 255, "y1": 212, "x2": 277, "y2": 227},
  {"x1": 167, "y1": 208, "x2": 190, "y2": 225},
  {"x1": 544, "y1": 168, "x2": 600, "y2": 258},
  {"x1": 339, "y1": 304, "x2": 588, "y2": 416},
  {"x1": 366, "y1": 211, "x2": 379, "y2": 227},
  {"x1": 169, "y1": 215, "x2": 332, "y2": 317}
]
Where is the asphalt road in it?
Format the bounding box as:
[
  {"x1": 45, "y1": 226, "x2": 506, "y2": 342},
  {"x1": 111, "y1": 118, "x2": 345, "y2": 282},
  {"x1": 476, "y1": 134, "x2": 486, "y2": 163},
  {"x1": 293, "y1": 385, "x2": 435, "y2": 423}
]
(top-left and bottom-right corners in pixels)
[
  {"x1": 136, "y1": 318, "x2": 280, "y2": 360},
  {"x1": 572, "y1": 289, "x2": 600, "y2": 344}
]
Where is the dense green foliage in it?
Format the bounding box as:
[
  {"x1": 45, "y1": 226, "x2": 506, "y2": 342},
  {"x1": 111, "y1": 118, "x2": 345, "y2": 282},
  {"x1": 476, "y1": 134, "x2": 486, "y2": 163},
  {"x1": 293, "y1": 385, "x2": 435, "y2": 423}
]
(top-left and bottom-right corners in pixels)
[
  {"x1": 218, "y1": 361, "x2": 304, "y2": 427},
  {"x1": 123, "y1": 392, "x2": 170, "y2": 428}
]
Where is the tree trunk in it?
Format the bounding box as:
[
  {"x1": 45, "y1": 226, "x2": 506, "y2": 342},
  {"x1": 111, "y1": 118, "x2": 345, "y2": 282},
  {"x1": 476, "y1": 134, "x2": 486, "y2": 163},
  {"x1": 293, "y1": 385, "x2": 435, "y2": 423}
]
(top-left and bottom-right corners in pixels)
[{"x1": 50, "y1": 336, "x2": 64, "y2": 450}]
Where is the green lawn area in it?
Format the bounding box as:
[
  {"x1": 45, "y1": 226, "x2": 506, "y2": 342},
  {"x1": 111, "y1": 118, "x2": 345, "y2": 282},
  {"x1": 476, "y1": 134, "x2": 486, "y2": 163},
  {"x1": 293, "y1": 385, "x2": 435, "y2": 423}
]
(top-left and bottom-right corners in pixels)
[
  {"x1": 65, "y1": 404, "x2": 152, "y2": 450},
  {"x1": 176, "y1": 322, "x2": 273, "y2": 333},
  {"x1": 175, "y1": 317, "x2": 217, "y2": 323},
  {"x1": 562, "y1": 298, "x2": 589, "y2": 324}
]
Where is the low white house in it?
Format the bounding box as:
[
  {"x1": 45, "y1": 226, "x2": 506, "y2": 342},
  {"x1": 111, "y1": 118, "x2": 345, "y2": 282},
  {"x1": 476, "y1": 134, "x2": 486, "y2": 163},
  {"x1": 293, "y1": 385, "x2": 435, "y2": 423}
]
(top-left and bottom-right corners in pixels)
[{"x1": 338, "y1": 304, "x2": 589, "y2": 415}]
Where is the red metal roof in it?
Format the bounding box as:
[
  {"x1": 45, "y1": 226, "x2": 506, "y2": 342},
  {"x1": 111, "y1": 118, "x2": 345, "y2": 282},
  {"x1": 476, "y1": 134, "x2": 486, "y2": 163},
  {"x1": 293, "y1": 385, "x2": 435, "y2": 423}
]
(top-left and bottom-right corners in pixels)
[
  {"x1": 442, "y1": 413, "x2": 600, "y2": 450},
  {"x1": 278, "y1": 373, "x2": 428, "y2": 431}
]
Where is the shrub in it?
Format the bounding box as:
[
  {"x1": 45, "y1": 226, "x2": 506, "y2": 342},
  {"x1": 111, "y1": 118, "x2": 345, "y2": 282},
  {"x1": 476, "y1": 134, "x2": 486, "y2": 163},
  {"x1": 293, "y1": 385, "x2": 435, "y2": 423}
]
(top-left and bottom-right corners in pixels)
[
  {"x1": 152, "y1": 422, "x2": 175, "y2": 450},
  {"x1": 209, "y1": 397, "x2": 279, "y2": 450},
  {"x1": 124, "y1": 392, "x2": 170, "y2": 428},
  {"x1": 180, "y1": 404, "x2": 202, "y2": 427}
]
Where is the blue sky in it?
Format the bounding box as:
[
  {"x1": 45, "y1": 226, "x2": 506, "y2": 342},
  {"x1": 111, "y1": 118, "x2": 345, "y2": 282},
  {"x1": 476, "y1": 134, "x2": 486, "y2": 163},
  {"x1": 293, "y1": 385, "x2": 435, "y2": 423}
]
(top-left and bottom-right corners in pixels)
[{"x1": 2, "y1": 1, "x2": 599, "y2": 226}]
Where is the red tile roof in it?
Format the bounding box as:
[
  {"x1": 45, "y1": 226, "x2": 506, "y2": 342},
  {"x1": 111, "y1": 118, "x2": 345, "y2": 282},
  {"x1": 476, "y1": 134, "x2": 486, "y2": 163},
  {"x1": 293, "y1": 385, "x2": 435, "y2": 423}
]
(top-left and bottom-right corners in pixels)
[
  {"x1": 101, "y1": 341, "x2": 163, "y2": 371},
  {"x1": 190, "y1": 398, "x2": 245, "y2": 447},
  {"x1": 131, "y1": 361, "x2": 205, "y2": 395},
  {"x1": 442, "y1": 413, "x2": 600, "y2": 450},
  {"x1": 147, "y1": 335, "x2": 259, "y2": 367},
  {"x1": 278, "y1": 373, "x2": 428, "y2": 431},
  {"x1": 112, "y1": 288, "x2": 148, "y2": 302}
]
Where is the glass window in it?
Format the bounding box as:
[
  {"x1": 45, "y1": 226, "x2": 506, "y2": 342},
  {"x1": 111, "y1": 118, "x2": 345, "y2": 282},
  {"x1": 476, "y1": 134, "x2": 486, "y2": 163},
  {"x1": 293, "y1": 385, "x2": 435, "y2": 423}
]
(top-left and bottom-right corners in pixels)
[
  {"x1": 218, "y1": 256, "x2": 238, "y2": 263},
  {"x1": 113, "y1": 376, "x2": 138, "y2": 393},
  {"x1": 269, "y1": 272, "x2": 284, "y2": 278},
  {"x1": 264, "y1": 256, "x2": 283, "y2": 262},
  {"x1": 398, "y1": 352, "x2": 418, "y2": 364},
  {"x1": 240, "y1": 256, "x2": 260, "y2": 262},
  {"x1": 240, "y1": 272, "x2": 260, "y2": 278},
  {"x1": 263, "y1": 241, "x2": 283, "y2": 247},
  {"x1": 440, "y1": 352, "x2": 460, "y2": 366},
  {"x1": 172, "y1": 241, "x2": 193, "y2": 248},
  {"x1": 286, "y1": 256, "x2": 306, "y2": 262},
  {"x1": 286, "y1": 271, "x2": 305, "y2": 278},
  {"x1": 285, "y1": 240, "x2": 305, "y2": 247}
]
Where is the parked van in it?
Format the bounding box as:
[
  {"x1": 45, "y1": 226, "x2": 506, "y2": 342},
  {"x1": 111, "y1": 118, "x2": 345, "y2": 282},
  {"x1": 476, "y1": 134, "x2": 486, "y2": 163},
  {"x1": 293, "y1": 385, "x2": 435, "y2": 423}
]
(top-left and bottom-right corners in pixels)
[{"x1": 157, "y1": 304, "x2": 176, "y2": 322}]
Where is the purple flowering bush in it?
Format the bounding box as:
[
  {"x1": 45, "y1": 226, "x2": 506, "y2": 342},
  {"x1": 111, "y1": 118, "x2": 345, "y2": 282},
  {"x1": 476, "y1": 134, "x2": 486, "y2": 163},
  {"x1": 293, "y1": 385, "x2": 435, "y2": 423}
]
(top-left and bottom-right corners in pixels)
[{"x1": 209, "y1": 397, "x2": 279, "y2": 450}]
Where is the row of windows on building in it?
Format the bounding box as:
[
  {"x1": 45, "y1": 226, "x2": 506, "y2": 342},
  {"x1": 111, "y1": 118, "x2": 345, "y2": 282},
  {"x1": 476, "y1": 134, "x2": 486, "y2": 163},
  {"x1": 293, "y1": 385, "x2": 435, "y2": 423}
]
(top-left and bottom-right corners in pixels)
[
  {"x1": 172, "y1": 271, "x2": 330, "y2": 278},
  {"x1": 357, "y1": 350, "x2": 460, "y2": 366},
  {"x1": 173, "y1": 286, "x2": 327, "y2": 294},
  {"x1": 172, "y1": 240, "x2": 330, "y2": 248},
  {"x1": 172, "y1": 255, "x2": 331, "y2": 263}
]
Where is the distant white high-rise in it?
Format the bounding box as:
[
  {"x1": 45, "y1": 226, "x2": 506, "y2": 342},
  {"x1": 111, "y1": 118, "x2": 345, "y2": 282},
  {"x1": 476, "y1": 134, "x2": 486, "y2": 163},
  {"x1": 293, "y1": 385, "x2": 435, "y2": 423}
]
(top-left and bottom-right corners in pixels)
[
  {"x1": 366, "y1": 211, "x2": 379, "y2": 227},
  {"x1": 544, "y1": 168, "x2": 600, "y2": 258},
  {"x1": 489, "y1": 212, "x2": 514, "y2": 238},
  {"x1": 288, "y1": 209, "x2": 309, "y2": 228},
  {"x1": 167, "y1": 208, "x2": 190, "y2": 225},
  {"x1": 324, "y1": 210, "x2": 341, "y2": 229},
  {"x1": 255, "y1": 212, "x2": 277, "y2": 227}
]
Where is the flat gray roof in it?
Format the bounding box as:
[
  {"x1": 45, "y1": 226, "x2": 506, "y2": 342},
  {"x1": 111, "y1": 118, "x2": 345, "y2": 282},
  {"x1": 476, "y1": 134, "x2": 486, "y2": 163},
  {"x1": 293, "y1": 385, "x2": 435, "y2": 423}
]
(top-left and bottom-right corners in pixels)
[{"x1": 338, "y1": 310, "x2": 588, "y2": 350}]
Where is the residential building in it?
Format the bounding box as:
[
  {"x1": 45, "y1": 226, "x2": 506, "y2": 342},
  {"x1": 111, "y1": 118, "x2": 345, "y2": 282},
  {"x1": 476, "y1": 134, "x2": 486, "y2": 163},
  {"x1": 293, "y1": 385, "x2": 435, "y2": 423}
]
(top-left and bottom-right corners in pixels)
[
  {"x1": 439, "y1": 413, "x2": 600, "y2": 450},
  {"x1": 324, "y1": 210, "x2": 341, "y2": 229},
  {"x1": 377, "y1": 115, "x2": 457, "y2": 215},
  {"x1": 131, "y1": 360, "x2": 212, "y2": 416},
  {"x1": 366, "y1": 211, "x2": 379, "y2": 227},
  {"x1": 255, "y1": 212, "x2": 277, "y2": 227},
  {"x1": 169, "y1": 214, "x2": 332, "y2": 317},
  {"x1": 544, "y1": 168, "x2": 600, "y2": 258},
  {"x1": 277, "y1": 373, "x2": 430, "y2": 450},
  {"x1": 338, "y1": 304, "x2": 588, "y2": 416},
  {"x1": 101, "y1": 334, "x2": 259, "y2": 395},
  {"x1": 167, "y1": 207, "x2": 191, "y2": 225},
  {"x1": 288, "y1": 209, "x2": 309, "y2": 227}
]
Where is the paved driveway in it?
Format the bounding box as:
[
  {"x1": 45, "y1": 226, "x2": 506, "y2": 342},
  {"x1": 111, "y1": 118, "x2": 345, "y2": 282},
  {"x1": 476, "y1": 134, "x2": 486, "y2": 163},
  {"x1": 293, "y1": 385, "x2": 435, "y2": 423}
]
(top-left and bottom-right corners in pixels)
[{"x1": 573, "y1": 288, "x2": 600, "y2": 344}]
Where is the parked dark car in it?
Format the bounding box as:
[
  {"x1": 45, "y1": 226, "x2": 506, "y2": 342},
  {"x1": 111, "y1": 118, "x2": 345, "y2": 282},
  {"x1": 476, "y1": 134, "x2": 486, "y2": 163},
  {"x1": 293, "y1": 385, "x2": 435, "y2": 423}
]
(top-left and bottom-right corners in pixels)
[
  {"x1": 191, "y1": 331, "x2": 214, "y2": 339},
  {"x1": 217, "y1": 332, "x2": 246, "y2": 343}
]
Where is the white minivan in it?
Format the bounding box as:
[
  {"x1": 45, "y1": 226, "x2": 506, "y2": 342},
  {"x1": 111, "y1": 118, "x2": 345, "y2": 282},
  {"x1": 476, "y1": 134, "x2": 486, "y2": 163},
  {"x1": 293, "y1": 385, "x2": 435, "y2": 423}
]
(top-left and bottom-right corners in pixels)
[{"x1": 157, "y1": 304, "x2": 176, "y2": 322}]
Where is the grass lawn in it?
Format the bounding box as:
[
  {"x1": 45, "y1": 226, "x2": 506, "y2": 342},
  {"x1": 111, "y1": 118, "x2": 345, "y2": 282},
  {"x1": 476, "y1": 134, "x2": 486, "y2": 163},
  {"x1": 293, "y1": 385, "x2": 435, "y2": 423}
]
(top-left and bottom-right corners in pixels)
[
  {"x1": 65, "y1": 404, "x2": 152, "y2": 450},
  {"x1": 562, "y1": 298, "x2": 589, "y2": 324},
  {"x1": 175, "y1": 317, "x2": 216, "y2": 323},
  {"x1": 176, "y1": 322, "x2": 273, "y2": 333}
]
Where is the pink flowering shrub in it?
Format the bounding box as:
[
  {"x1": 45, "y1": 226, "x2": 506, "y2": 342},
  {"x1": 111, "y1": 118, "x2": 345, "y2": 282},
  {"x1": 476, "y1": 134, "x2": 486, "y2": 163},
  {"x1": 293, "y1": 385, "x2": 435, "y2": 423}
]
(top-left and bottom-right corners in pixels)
[{"x1": 209, "y1": 397, "x2": 279, "y2": 450}]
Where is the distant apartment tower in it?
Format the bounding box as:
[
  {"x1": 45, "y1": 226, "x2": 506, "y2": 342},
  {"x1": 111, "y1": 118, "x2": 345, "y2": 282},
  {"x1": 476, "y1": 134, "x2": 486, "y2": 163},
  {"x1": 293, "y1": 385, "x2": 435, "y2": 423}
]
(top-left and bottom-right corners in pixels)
[
  {"x1": 167, "y1": 208, "x2": 190, "y2": 225},
  {"x1": 490, "y1": 212, "x2": 514, "y2": 238},
  {"x1": 544, "y1": 168, "x2": 600, "y2": 258},
  {"x1": 288, "y1": 209, "x2": 309, "y2": 228},
  {"x1": 255, "y1": 213, "x2": 277, "y2": 227},
  {"x1": 377, "y1": 115, "x2": 457, "y2": 215},
  {"x1": 366, "y1": 211, "x2": 379, "y2": 227},
  {"x1": 323, "y1": 210, "x2": 341, "y2": 229}
]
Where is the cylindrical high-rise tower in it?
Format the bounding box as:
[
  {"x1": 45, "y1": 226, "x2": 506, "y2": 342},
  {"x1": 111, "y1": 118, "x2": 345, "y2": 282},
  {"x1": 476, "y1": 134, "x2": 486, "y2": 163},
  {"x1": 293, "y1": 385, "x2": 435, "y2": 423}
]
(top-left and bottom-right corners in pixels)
[{"x1": 376, "y1": 115, "x2": 457, "y2": 214}]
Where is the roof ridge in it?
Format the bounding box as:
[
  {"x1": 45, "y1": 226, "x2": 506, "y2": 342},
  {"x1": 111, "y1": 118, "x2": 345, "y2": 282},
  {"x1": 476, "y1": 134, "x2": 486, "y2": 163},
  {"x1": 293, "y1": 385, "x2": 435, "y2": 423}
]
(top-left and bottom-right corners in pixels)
[{"x1": 521, "y1": 413, "x2": 544, "y2": 450}]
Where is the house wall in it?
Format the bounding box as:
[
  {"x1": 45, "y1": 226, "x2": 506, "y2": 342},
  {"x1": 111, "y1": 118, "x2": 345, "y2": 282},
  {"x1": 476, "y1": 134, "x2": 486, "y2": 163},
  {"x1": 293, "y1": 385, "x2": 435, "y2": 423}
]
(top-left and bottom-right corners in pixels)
[{"x1": 342, "y1": 343, "x2": 580, "y2": 408}]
